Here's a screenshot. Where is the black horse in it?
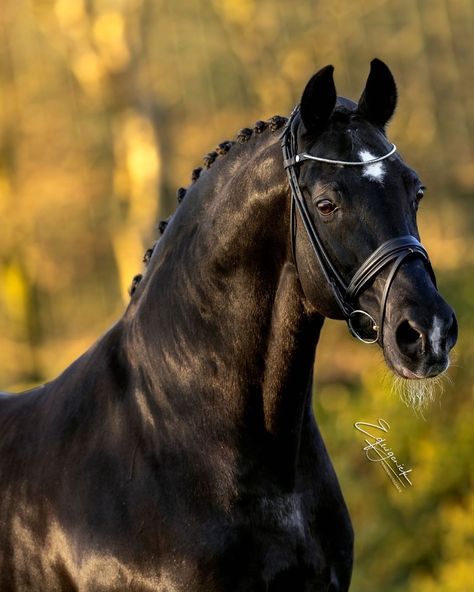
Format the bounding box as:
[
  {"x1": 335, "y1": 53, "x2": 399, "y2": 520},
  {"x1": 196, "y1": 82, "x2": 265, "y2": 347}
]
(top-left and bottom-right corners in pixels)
[{"x1": 0, "y1": 60, "x2": 457, "y2": 591}]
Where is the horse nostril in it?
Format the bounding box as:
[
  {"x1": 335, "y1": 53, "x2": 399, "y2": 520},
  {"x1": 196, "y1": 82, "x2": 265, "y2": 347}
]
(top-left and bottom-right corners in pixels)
[
  {"x1": 447, "y1": 313, "x2": 458, "y2": 351},
  {"x1": 396, "y1": 319, "x2": 424, "y2": 357}
]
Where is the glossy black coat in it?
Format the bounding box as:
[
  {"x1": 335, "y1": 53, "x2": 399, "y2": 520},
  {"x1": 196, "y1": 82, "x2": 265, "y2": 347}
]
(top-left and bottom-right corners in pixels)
[
  {"x1": 0, "y1": 60, "x2": 457, "y2": 591},
  {"x1": 0, "y1": 128, "x2": 352, "y2": 590}
]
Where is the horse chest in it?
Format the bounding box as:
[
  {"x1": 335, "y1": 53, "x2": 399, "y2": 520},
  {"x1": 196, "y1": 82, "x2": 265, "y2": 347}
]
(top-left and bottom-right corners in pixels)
[
  {"x1": 99, "y1": 495, "x2": 322, "y2": 591},
  {"x1": 159, "y1": 493, "x2": 327, "y2": 591},
  {"x1": 8, "y1": 503, "x2": 325, "y2": 592}
]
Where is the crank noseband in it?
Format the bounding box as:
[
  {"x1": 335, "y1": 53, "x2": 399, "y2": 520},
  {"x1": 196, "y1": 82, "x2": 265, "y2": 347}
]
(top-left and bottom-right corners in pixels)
[{"x1": 281, "y1": 106, "x2": 435, "y2": 345}]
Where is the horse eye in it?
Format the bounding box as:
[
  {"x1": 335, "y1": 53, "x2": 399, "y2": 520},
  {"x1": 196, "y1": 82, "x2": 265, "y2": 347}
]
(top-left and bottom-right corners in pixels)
[
  {"x1": 415, "y1": 187, "x2": 425, "y2": 210},
  {"x1": 316, "y1": 199, "x2": 337, "y2": 216}
]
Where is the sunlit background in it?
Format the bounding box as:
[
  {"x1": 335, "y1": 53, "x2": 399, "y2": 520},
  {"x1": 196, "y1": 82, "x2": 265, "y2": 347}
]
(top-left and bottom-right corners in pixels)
[{"x1": 0, "y1": 1, "x2": 473, "y2": 590}]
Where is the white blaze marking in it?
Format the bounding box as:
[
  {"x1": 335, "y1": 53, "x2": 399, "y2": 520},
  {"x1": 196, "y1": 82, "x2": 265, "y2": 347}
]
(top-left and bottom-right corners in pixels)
[
  {"x1": 359, "y1": 149, "x2": 386, "y2": 183},
  {"x1": 430, "y1": 316, "x2": 443, "y2": 355}
]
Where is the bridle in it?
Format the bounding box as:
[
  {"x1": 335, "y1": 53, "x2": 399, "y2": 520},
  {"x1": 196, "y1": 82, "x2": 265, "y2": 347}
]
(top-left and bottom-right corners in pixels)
[{"x1": 281, "y1": 106, "x2": 435, "y2": 344}]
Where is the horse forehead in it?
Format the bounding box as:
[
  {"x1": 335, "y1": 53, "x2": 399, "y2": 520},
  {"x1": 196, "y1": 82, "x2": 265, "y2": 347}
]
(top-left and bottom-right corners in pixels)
[
  {"x1": 358, "y1": 149, "x2": 386, "y2": 183},
  {"x1": 349, "y1": 126, "x2": 407, "y2": 185},
  {"x1": 307, "y1": 122, "x2": 412, "y2": 187}
]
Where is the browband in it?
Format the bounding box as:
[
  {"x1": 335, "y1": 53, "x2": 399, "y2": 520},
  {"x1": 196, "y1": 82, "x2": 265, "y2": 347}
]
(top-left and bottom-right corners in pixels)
[{"x1": 283, "y1": 143, "x2": 397, "y2": 169}]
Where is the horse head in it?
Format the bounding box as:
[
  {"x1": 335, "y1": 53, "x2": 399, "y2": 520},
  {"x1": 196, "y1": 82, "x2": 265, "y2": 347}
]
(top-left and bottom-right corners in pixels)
[{"x1": 286, "y1": 59, "x2": 457, "y2": 390}]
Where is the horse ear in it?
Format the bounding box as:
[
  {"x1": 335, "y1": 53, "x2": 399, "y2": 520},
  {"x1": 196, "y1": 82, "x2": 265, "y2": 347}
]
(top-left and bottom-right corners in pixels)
[
  {"x1": 357, "y1": 58, "x2": 397, "y2": 128},
  {"x1": 300, "y1": 65, "x2": 337, "y2": 135}
]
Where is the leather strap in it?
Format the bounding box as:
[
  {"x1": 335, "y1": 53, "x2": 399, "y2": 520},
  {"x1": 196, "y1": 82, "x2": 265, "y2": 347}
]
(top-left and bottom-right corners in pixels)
[{"x1": 346, "y1": 235, "x2": 433, "y2": 301}]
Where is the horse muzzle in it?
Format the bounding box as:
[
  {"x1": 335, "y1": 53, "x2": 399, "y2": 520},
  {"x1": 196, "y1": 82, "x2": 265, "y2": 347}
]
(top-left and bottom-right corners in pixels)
[{"x1": 381, "y1": 268, "x2": 458, "y2": 379}]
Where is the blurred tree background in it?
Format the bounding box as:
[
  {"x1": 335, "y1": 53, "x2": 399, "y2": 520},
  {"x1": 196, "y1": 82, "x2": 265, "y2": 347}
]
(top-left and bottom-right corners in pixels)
[{"x1": 0, "y1": 0, "x2": 473, "y2": 590}]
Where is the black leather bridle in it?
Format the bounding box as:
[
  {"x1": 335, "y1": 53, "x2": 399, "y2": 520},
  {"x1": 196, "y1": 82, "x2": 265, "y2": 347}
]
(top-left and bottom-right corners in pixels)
[{"x1": 281, "y1": 106, "x2": 435, "y2": 344}]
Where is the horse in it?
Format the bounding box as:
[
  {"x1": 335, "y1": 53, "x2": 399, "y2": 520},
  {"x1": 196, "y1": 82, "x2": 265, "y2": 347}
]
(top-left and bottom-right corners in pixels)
[{"x1": 0, "y1": 59, "x2": 457, "y2": 591}]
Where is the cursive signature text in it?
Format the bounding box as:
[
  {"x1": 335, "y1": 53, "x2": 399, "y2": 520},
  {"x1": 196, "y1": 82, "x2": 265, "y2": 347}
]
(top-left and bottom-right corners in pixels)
[{"x1": 354, "y1": 418, "x2": 413, "y2": 492}]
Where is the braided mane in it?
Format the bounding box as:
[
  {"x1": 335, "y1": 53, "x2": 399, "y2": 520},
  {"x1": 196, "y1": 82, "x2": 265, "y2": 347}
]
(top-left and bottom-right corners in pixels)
[{"x1": 129, "y1": 115, "x2": 288, "y2": 296}]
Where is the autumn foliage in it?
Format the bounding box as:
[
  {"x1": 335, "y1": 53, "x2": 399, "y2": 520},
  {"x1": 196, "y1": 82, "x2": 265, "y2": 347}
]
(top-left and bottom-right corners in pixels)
[{"x1": 0, "y1": 1, "x2": 472, "y2": 590}]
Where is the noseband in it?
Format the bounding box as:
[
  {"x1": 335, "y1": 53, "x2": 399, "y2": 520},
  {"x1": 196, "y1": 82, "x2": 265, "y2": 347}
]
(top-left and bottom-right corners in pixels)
[{"x1": 281, "y1": 106, "x2": 435, "y2": 344}]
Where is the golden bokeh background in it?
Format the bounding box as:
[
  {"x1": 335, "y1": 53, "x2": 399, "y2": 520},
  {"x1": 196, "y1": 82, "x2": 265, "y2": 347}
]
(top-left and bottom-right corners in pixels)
[{"x1": 0, "y1": 1, "x2": 473, "y2": 590}]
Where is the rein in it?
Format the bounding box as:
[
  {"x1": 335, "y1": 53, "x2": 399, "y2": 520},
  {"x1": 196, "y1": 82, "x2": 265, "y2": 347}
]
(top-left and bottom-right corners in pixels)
[{"x1": 281, "y1": 106, "x2": 435, "y2": 344}]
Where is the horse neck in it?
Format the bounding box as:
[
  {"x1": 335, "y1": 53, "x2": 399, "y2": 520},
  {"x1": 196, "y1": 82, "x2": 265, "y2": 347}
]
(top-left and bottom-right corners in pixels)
[{"x1": 123, "y1": 131, "x2": 323, "y2": 480}]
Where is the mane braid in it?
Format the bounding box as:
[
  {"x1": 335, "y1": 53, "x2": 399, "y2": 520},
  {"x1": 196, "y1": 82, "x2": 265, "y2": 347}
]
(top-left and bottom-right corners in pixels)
[
  {"x1": 176, "y1": 187, "x2": 187, "y2": 203},
  {"x1": 203, "y1": 151, "x2": 218, "y2": 169},
  {"x1": 191, "y1": 167, "x2": 203, "y2": 182},
  {"x1": 129, "y1": 274, "x2": 143, "y2": 297},
  {"x1": 158, "y1": 219, "x2": 169, "y2": 234},
  {"x1": 128, "y1": 114, "x2": 288, "y2": 297}
]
